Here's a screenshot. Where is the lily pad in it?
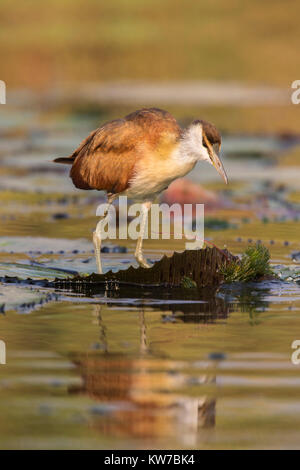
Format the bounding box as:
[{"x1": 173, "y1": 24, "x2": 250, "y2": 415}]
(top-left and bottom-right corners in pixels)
[
  {"x1": 0, "y1": 284, "x2": 55, "y2": 313},
  {"x1": 54, "y1": 247, "x2": 237, "y2": 290},
  {"x1": 0, "y1": 236, "x2": 92, "y2": 254},
  {"x1": 274, "y1": 265, "x2": 300, "y2": 283},
  {"x1": 0, "y1": 262, "x2": 78, "y2": 281}
]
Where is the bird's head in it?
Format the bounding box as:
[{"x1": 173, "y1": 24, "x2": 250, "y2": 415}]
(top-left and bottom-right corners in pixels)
[{"x1": 183, "y1": 119, "x2": 228, "y2": 184}]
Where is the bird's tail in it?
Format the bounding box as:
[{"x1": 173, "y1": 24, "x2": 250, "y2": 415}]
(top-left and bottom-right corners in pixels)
[{"x1": 53, "y1": 157, "x2": 74, "y2": 164}]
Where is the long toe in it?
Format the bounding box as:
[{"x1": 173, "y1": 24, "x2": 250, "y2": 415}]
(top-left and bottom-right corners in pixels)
[{"x1": 136, "y1": 255, "x2": 151, "y2": 269}]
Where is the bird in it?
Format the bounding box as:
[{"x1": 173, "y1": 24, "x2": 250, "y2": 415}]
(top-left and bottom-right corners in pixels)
[{"x1": 54, "y1": 107, "x2": 228, "y2": 273}]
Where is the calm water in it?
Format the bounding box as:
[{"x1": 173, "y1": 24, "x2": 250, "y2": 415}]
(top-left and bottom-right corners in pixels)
[{"x1": 0, "y1": 107, "x2": 300, "y2": 449}]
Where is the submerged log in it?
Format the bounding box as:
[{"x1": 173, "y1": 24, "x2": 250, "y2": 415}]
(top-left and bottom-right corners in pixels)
[{"x1": 54, "y1": 247, "x2": 237, "y2": 290}]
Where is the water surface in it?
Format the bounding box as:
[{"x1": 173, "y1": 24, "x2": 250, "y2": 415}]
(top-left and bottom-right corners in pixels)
[{"x1": 0, "y1": 107, "x2": 300, "y2": 449}]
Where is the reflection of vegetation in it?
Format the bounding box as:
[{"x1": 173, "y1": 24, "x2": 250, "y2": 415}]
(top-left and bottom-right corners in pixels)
[
  {"x1": 180, "y1": 276, "x2": 197, "y2": 289},
  {"x1": 220, "y1": 282, "x2": 270, "y2": 325},
  {"x1": 221, "y1": 244, "x2": 274, "y2": 283},
  {"x1": 236, "y1": 289, "x2": 268, "y2": 326}
]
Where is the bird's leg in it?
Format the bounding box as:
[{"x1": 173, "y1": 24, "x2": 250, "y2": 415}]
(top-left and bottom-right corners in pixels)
[
  {"x1": 93, "y1": 195, "x2": 115, "y2": 274},
  {"x1": 139, "y1": 309, "x2": 148, "y2": 354},
  {"x1": 135, "y1": 201, "x2": 152, "y2": 269},
  {"x1": 93, "y1": 219, "x2": 107, "y2": 275},
  {"x1": 93, "y1": 226, "x2": 103, "y2": 274}
]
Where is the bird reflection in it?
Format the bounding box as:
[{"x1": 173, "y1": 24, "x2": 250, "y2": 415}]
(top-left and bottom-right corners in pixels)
[
  {"x1": 69, "y1": 303, "x2": 217, "y2": 446},
  {"x1": 69, "y1": 284, "x2": 270, "y2": 444}
]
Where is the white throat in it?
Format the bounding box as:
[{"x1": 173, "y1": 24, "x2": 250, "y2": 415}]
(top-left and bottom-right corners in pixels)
[{"x1": 172, "y1": 123, "x2": 211, "y2": 165}]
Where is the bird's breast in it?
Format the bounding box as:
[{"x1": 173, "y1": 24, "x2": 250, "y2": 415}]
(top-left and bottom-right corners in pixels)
[{"x1": 125, "y1": 152, "x2": 196, "y2": 201}]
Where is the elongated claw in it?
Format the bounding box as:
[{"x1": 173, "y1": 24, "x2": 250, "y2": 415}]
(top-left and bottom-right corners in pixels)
[{"x1": 135, "y1": 255, "x2": 151, "y2": 269}]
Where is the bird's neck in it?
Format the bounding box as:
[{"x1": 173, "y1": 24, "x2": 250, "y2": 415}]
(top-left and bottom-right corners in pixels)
[{"x1": 172, "y1": 131, "x2": 202, "y2": 166}]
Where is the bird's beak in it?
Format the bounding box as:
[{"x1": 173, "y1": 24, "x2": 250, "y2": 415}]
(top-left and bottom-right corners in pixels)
[
  {"x1": 203, "y1": 136, "x2": 228, "y2": 184},
  {"x1": 209, "y1": 146, "x2": 228, "y2": 184}
]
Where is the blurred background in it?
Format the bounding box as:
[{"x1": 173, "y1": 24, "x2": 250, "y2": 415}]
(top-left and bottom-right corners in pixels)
[
  {"x1": 1, "y1": 0, "x2": 300, "y2": 450},
  {"x1": 1, "y1": 0, "x2": 299, "y2": 256},
  {"x1": 2, "y1": 0, "x2": 300, "y2": 133}
]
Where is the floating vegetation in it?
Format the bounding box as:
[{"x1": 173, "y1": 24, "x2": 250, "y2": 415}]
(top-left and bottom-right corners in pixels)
[
  {"x1": 0, "y1": 284, "x2": 57, "y2": 314},
  {"x1": 55, "y1": 245, "x2": 286, "y2": 290},
  {"x1": 180, "y1": 276, "x2": 197, "y2": 289},
  {"x1": 291, "y1": 251, "x2": 300, "y2": 262},
  {"x1": 221, "y1": 244, "x2": 275, "y2": 283},
  {"x1": 54, "y1": 247, "x2": 237, "y2": 291},
  {"x1": 0, "y1": 262, "x2": 78, "y2": 281},
  {"x1": 275, "y1": 265, "x2": 300, "y2": 283}
]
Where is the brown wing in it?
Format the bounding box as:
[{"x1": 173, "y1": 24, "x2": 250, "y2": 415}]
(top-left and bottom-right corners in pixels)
[
  {"x1": 64, "y1": 108, "x2": 181, "y2": 193},
  {"x1": 53, "y1": 129, "x2": 99, "y2": 165}
]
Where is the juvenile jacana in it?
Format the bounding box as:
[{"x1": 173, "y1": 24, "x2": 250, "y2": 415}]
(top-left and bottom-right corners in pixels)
[{"x1": 54, "y1": 108, "x2": 228, "y2": 273}]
